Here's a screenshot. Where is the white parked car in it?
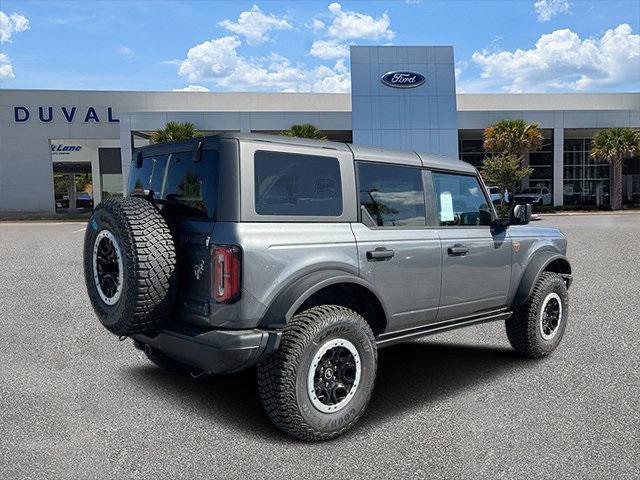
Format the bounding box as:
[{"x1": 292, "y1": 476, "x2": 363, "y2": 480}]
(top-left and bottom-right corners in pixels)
[{"x1": 514, "y1": 187, "x2": 552, "y2": 206}]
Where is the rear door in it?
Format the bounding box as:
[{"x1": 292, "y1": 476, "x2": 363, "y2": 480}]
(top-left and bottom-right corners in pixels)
[
  {"x1": 129, "y1": 147, "x2": 219, "y2": 325},
  {"x1": 351, "y1": 162, "x2": 441, "y2": 333},
  {"x1": 428, "y1": 171, "x2": 511, "y2": 320}
]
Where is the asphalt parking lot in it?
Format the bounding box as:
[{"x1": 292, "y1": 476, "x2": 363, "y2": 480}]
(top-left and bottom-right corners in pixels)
[{"x1": 1, "y1": 214, "x2": 638, "y2": 479}]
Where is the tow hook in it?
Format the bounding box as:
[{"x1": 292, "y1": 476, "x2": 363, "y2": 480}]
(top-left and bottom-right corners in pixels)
[
  {"x1": 190, "y1": 369, "x2": 209, "y2": 380},
  {"x1": 144, "y1": 344, "x2": 153, "y2": 356}
]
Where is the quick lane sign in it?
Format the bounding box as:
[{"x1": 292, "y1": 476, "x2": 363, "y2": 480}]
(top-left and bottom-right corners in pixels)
[
  {"x1": 51, "y1": 144, "x2": 83, "y2": 155},
  {"x1": 13, "y1": 106, "x2": 119, "y2": 123}
]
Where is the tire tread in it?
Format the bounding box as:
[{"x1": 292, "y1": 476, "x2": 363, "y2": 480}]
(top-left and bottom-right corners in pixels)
[{"x1": 256, "y1": 305, "x2": 376, "y2": 441}]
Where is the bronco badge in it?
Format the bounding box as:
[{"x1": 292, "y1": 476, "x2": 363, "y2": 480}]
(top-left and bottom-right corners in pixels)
[{"x1": 193, "y1": 258, "x2": 205, "y2": 280}]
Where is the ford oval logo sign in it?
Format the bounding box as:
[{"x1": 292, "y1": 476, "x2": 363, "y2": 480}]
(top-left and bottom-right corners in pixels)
[{"x1": 380, "y1": 71, "x2": 426, "y2": 89}]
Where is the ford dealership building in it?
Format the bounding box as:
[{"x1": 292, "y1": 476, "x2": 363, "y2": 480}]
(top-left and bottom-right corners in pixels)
[{"x1": 1, "y1": 45, "x2": 639, "y2": 214}]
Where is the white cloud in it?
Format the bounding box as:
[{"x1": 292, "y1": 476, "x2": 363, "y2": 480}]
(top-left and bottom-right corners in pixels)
[
  {"x1": 471, "y1": 24, "x2": 640, "y2": 92},
  {"x1": 308, "y1": 3, "x2": 394, "y2": 59},
  {"x1": 0, "y1": 53, "x2": 14, "y2": 79},
  {"x1": 310, "y1": 39, "x2": 349, "y2": 60},
  {"x1": 219, "y1": 5, "x2": 291, "y2": 45},
  {"x1": 173, "y1": 85, "x2": 210, "y2": 92},
  {"x1": 308, "y1": 19, "x2": 325, "y2": 33},
  {"x1": 178, "y1": 36, "x2": 244, "y2": 81},
  {"x1": 0, "y1": 11, "x2": 29, "y2": 42},
  {"x1": 325, "y1": 3, "x2": 394, "y2": 41},
  {"x1": 119, "y1": 46, "x2": 134, "y2": 57},
  {"x1": 533, "y1": 0, "x2": 570, "y2": 22},
  {"x1": 454, "y1": 60, "x2": 468, "y2": 81},
  {"x1": 177, "y1": 36, "x2": 350, "y2": 93}
]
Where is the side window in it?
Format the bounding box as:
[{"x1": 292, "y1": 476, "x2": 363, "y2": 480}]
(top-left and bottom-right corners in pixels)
[
  {"x1": 357, "y1": 163, "x2": 426, "y2": 227},
  {"x1": 254, "y1": 150, "x2": 342, "y2": 216},
  {"x1": 432, "y1": 172, "x2": 492, "y2": 226}
]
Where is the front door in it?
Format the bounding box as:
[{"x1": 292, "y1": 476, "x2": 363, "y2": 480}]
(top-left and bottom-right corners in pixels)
[
  {"x1": 430, "y1": 171, "x2": 511, "y2": 320},
  {"x1": 352, "y1": 162, "x2": 441, "y2": 333}
]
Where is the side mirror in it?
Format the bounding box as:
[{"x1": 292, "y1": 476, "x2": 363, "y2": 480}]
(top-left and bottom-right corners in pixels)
[{"x1": 510, "y1": 203, "x2": 532, "y2": 225}]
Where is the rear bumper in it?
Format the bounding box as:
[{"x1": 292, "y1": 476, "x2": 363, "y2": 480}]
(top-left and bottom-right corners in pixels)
[{"x1": 133, "y1": 327, "x2": 281, "y2": 375}]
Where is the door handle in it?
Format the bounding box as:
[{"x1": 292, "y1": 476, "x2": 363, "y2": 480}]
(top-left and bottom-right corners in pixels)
[
  {"x1": 448, "y1": 244, "x2": 469, "y2": 256},
  {"x1": 366, "y1": 247, "x2": 395, "y2": 261}
]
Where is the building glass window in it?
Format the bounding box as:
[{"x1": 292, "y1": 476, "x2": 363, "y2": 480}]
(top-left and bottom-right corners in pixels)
[
  {"x1": 99, "y1": 148, "x2": 123, "y2": 199},
  {"x1": 459, "y1": 138, "x2": 488, "y2": 168},
  {"x1": 630, "y1": 175, "x2": 640, "y2": 204},
  {"x1": 527, "y1": 136, "x2": 553, "y2": 192},
  {"x1": 459, "y1": 130, "x2": 553, "y2": 193},
  {"x1": 563, "y1": 138, "x2": 610, "y2": 206}
]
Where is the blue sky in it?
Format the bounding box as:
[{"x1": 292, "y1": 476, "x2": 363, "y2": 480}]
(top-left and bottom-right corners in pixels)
[{"x1": 0, "y1": 0, "x2": 638, "y2": 93}]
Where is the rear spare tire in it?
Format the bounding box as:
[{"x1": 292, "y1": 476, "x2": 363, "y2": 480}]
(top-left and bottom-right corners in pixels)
[{"x1": 83, "y1": 196, "x2": 177, "y2": 336}]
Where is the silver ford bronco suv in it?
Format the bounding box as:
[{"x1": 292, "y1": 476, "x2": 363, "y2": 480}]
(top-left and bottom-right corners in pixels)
[{"x1": 83, "y1": 133, "x2": 572, "y2": 441}]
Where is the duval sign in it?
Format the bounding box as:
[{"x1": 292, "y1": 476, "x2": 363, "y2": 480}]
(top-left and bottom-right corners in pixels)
[
  {"x1": 380, "y1": 71, "x2": 426, "y2": 89},
  {"x1": 13, "y1": 106, "x2": 119, "y2": 123}
]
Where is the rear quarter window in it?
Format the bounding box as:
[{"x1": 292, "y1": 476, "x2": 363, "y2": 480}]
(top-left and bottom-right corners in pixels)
[{"x1": 254, "y1": 150, "x2": 342, "y2": 216}]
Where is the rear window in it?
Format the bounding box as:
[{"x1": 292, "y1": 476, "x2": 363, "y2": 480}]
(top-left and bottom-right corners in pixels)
[
  {"x1": 254, "y1": 150, "x2": 342, "y2": 216},
  {"x1": 129, "y1": 153, "x2": 169, "y2": 195},
  {"x1": 129, "y1": 149, "x2": 218, "y2": 219}
]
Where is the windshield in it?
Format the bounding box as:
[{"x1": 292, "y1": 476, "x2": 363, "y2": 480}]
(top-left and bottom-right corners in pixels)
[{"x1": 520, "y1": 188, "x2": 541, "y2": 194}]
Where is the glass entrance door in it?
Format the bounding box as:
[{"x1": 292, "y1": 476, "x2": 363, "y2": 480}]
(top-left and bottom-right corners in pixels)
[{"x1": 52, "y1": 162, "x2": 94, "y2": 213}]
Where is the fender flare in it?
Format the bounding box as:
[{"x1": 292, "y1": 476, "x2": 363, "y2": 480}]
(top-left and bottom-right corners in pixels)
[
  {"x1": 259, "y1": 269, "x2": 389, "y2": 330},
  {"x1": 512, "y1": 250, "x2": 572, "y2": 307}
]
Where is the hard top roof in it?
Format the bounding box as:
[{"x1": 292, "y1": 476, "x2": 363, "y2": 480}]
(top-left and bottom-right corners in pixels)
[{"x1": 137, "y1": 133, "x2": 476, "y2": 173}]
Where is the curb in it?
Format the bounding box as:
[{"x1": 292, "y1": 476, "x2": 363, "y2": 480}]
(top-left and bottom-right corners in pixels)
[{"x1": 536, "y1": 210, "x2": 640, "y2": 217}]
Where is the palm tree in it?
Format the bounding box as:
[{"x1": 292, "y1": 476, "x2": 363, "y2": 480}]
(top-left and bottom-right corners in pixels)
[
  {"x1": 151, "y1": 121, "x2": 202, "y2": 144},
  {"x1": 281, "y1": 124, "x2": 327, "y2": 140},
  {"x1": 590, "y1": 127, "x2": 640, "y2": 210},
  {"x1": 483, "y1": 119, "x2": 544, "y2": 160},
  {"x1": 482, "y1": 119, "x2": 544, "y2": 207}
]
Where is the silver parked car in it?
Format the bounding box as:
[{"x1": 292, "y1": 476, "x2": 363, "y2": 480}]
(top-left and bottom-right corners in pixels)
[
  {"x1": 515, "y1": 186, "x2": 552, "y2": 205},
  {"x1": 83, "y1": 134, "x2": 572, "y2": 441}
]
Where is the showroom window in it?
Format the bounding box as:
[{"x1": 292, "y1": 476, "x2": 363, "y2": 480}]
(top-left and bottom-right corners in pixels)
[
  {"x1": 99, "y1": 148, "x2": 123, "y2": 199},
  {"x1": 458, "y1": 137, "x2": 487, "y2": 168},
  {"x1": 458, "y1": 130, "x2": 553, "y2": 193},
  {"x1": 528, "y1": 135, "x2": 554, "y2": 191},
  {"x1": 563, "y1": 138, "x2": 610, "y2": 206}
]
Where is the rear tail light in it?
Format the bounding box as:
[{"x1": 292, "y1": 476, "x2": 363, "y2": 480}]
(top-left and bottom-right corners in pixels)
[{"x1": 212, "y1": 245, "x2": 241, "y2": 303}]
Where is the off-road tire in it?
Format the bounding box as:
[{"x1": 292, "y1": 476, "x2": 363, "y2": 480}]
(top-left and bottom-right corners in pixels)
[
  {"x1": 506, "y1": 272, "x2": 568, "y2": 358},
  {"x1": 257, "y1": 305, "x2": 377, "y2": 441},
  {"x1": 83, "y1": 196, "x2": 177, "y2": 336}
]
